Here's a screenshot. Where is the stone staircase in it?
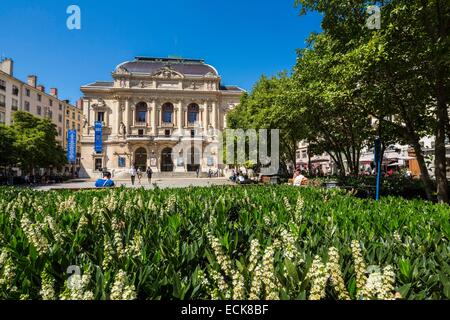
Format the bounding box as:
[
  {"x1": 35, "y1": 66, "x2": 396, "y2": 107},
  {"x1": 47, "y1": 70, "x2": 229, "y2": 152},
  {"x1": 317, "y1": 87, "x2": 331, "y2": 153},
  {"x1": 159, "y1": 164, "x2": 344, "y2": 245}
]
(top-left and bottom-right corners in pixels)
[{"x1": 112, "y1": 170, "x2": 208, "y2": 180}]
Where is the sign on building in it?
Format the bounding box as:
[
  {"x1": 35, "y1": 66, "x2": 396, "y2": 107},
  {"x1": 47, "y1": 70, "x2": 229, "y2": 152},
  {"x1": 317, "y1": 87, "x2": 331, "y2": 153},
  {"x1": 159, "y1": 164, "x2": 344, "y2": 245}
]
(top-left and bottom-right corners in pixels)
[
  {"x1": 67, "y1": 130, "x2": 77, "y2": 163},
  {"x1": 94, "y1": 121, "x2": 103, "y2": 153}
]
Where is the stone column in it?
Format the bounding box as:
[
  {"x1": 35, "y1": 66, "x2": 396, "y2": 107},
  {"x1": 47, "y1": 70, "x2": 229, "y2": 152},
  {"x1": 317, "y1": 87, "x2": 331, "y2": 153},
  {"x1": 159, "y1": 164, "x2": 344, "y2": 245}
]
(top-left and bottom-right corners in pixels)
[
  {"x1": 205, "y1": 101, "x2": 210, "y2": 127},
  {"x1": 125, "y1": 99, "x2": 131, "y2": 134},
  {"x1": 212, "y1": 101, "x2": 217, "y2": 129},
  {"x1": 151, "y1": 100, "x2": 157, "y2": 135},
  {"x1": 131, "y1": 103, "x2": 136, "y2": 127},
  {"x1": 115, "y1": 100, "x2": 121, "y2": 137},
  {"x1": 200, "y1": 108, "x2": 204, "y2": 128},
  {"x1": 178, "y1": 100, "x2": 183, "y2": 132},
  {"x1": 174, "y1": 107, "x2": 178, "y2": 126},
  {"x1": 157, "y1": 106, "x2": 161, "y2": 128},
  {"x1": 86, "y1": 99, "x2": 91, "y2": 134}
]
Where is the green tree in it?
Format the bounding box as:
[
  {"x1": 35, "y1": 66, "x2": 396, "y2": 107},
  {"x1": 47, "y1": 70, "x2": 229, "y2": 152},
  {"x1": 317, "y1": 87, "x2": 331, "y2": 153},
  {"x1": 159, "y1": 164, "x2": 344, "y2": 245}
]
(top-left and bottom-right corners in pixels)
[
  {"x1": 293, "y1": 33, "x2": 376, "y2": 176},
  {"x1": 227, "y1": 73, "x2": 309, "y2": 170},
  {"x1": 0, "y1": 125, "x2": 17, "y2": 167},
  {"x1": 12, "y1": 111, "x2": 66, "y2": 173},
  {"x1": 295, "y1": 0, "x2": 450, "y2": 201}
]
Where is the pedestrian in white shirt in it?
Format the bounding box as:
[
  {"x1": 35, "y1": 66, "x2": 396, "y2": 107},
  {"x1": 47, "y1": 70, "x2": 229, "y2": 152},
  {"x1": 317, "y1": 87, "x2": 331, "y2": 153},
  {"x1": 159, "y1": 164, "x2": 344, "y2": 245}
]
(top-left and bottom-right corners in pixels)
[
  {"x1": 293, "y1": 169, "x2": 308, "y2": 187},
  {"x1": 129, "y1": 166, "x2": 137, "y2": 186}
]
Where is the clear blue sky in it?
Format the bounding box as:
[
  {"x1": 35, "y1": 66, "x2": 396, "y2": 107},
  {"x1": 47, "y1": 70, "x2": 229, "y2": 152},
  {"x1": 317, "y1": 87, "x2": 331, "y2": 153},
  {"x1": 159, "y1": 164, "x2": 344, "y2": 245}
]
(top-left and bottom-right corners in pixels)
[{"x1": 0, "y1": 0, "x2": 322, "y2": 103}]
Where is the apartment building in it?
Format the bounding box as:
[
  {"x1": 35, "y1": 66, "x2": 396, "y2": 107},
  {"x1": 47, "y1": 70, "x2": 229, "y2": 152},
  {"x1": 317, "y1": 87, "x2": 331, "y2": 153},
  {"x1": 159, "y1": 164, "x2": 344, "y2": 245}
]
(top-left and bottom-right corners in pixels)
[{"x1": 0, "y1": 58, "x2": 83, "y2": 169}]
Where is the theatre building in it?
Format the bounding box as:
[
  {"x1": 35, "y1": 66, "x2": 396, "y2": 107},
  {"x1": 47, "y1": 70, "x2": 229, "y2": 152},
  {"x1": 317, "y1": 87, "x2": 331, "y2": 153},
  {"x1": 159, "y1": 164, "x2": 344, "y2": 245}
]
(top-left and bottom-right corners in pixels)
[{"x1": 79, "y1": 56, "x2": 244, "y2": 178}]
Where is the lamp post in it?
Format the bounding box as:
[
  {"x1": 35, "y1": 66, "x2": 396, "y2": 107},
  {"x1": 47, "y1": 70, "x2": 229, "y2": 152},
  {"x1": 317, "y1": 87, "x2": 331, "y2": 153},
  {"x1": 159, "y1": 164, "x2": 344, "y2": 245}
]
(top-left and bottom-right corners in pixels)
[{"x1": 374, "y1": 115, "x2": 384, "y2": 201}]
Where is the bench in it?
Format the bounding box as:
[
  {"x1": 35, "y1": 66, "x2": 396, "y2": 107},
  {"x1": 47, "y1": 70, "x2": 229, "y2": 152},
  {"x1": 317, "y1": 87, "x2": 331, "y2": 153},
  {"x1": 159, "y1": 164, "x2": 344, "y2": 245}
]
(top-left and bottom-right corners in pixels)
[{"x1": 261, "y1": 176, "x2": 271, "y2": 184}]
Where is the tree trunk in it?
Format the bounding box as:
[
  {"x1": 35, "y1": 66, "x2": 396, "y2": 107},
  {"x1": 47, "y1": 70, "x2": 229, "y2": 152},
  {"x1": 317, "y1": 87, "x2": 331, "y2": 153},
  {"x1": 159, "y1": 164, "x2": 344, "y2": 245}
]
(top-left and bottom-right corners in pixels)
[
  {"x1": 411, "y1": 140, "x2": 435, "y2": 201},
  {"x1": 434, "y1": 81, "x2": 449, "y2": 202},
  {"x1": 307, "y1": 145, "x2": 312, "y2": 175}
]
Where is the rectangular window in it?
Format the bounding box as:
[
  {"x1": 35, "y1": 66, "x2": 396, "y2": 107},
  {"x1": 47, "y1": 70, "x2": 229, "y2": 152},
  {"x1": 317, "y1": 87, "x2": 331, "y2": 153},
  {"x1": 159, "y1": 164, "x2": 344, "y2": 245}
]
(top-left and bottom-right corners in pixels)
[
  {"x1": 0, "y1": 94, "x2": 5, "y2": 107},
  {"x1": 12, "y1": 85, "x2": 19, "y2": 96},
  {"x1": 58, "y1": 127, "x2": 62, "y2": 136},
  {"x1": 72, "y1": 112, "x2": 75, "y2": 119},
  {"x1": 49, "y1": 99, "x2": 53, "y2": 107},
  {"x1": 188, "y1": 111, "x2": 198, "y2": 123},
  {"x1": 137, "y1": 111, "x2": 147, "y2": 123},
  {"x1": 138, "y1": 129, "x2": 144, "y2": 136},
  {"x1": 37, "y1": 105, "x2": 42, "y2": 115},
  {"x1": 66, "y1": 119, "x2": 69, "y2": 127},
  {"x1": 72, "y1": 121, "x2": 75, "y2": 129},
  {"x1": 11, "y1": 99, "x2": 18, "y2": 111},
  {"x1": 95, "y1": 158, "x2": 103, "y2": 171},
  {"x1": 165, "y1": 129, "x2": 171, "y2": 137},
  {"x1": 0, "y1": 80, "x2": 5, "y2": 91},
  {"x1": 24, "y1": 101, "x2": 30, "y2": 111},
  {"x1": 26, "y1": 88, "x2": 30, "y2": 97},
  {"x1": 0, "y1": 112, "x2": 5, "y2": 124},
  {"x1": 301, "y1": 150, "x2": 307, "y2": 159},
  {"x1": 118, "y1": 157, "x2": 126, "y2": 168},
  {"x1": 163, "y1": 111, "x2": 172, "y2": 123},
  {"x1": 58, "y1": 114, "x2": 63, "y2": 123},
  {"x1": 78, "y1": 114, "x2": 81, "y2": 121},
  {"x1": 48, "y1": 110, "x2": 53, "y2": 119},
  {"x1": 37, "y1": 94, "x2": 42, "y2": 102},
  {"x1": 97, "y1": 111, "x2": 105, "y2": 123},
  {"x1": 59, "y1": 104, "x2": 63, "y2": 111},
  {"x1": 77, "y1": 124, "x2": 81, "y2": 131}
]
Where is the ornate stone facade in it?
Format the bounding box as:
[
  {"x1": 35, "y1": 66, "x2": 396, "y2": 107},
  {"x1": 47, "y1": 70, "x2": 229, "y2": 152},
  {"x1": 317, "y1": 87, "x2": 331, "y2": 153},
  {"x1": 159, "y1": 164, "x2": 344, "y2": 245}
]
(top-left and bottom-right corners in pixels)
[{"x1": 79, "y1": 57, "x2": 244, "y2": 178}]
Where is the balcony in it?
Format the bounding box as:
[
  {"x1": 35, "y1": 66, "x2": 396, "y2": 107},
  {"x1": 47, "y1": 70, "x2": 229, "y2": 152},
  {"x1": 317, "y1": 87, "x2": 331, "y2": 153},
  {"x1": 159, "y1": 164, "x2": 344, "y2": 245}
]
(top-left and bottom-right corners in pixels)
[
  {"x1": 133, "y1": 122, "x2": 148, "y2": 128},
  {"x1": 186, "y1": 122, "x2": 202, "y2": 128},
  {"x1": 126, "y1": 134, "x2": 155, "y2": 142},
  {"x1": 160, "y1": 122, "x2": 174, "y2": 128}
]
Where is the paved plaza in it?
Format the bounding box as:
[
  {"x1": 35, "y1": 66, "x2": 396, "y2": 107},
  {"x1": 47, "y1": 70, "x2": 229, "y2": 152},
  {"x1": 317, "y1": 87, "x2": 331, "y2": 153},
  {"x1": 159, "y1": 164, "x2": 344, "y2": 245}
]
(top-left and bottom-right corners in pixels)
[{"x1": 33, "y1": 177, "x2": 234, "y2": 191}]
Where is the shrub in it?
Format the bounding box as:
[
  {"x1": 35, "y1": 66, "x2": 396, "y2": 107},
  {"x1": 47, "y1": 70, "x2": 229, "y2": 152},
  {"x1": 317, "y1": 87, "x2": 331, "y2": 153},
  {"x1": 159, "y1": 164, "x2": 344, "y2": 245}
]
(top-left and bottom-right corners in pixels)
[{"x1": 0, "y1": 186, "x2": 449, "y2": 300}]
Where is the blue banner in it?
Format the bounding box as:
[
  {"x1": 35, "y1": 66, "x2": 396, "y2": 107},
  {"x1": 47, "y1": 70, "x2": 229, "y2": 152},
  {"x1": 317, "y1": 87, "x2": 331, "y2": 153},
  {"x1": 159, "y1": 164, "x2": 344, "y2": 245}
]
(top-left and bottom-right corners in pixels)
[
  {"x1": 94, "y1": 121, "x2": 103, "y2": 153},
  {"x1": 67, "y1": 130, "x2": 77, "y2": 163}
]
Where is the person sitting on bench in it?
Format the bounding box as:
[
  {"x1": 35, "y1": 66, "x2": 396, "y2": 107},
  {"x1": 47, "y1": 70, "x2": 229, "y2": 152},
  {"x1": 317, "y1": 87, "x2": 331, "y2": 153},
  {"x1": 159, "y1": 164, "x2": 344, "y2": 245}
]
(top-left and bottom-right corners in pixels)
[{"x1": 95, "y1": 171, "x2": 115, "y2": 188}]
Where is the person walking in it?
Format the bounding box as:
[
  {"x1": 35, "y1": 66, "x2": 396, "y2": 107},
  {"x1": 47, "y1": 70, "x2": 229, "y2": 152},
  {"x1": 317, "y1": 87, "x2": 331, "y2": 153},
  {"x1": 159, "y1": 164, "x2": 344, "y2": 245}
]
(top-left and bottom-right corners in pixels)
[
  {"x1": 146, "y1": 167, "x2": 153, "y2": 184},
  {"x1": 129, "y1": 166, "x2": 137, "y2": 186},
  {"x1": 137, "y1": 168, "x2": 143, "y2": 185},
  {"x1": 196, "y1": 167, "x2": 200, "y2": 178}
]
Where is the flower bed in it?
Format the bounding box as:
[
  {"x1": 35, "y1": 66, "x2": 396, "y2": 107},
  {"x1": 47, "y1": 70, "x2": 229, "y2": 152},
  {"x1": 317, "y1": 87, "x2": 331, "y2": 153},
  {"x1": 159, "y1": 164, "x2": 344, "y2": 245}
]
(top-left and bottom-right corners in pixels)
[{"x1": 0, "y1": 186, "x2": 449, "y2": 300}]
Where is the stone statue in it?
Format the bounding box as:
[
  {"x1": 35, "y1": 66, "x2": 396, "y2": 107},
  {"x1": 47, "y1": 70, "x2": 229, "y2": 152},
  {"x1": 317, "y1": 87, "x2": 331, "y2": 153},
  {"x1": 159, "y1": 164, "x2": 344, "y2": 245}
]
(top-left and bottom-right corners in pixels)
[
  {"x1": 119, "y1": 122, "x2": 127, "y2": 138},
  {"x1": 97, "y1": 98, "x2": 106, "y2": 107},
  {"x1": 82, "y1": 116, "x2": 88, "y2": 128}
]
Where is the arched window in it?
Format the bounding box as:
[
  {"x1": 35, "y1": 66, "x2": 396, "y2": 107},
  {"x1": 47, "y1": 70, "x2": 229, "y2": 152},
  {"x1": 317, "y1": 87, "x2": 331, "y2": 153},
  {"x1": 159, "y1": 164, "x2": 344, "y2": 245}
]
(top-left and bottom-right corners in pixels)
[
  {"x1": 187, "y1": 103, "x2": 199, "y2": 124},
  {"x1": 162, "y1": 102, "x2": 174, "y2": 123},
  {"x1": 135, "y1": 102, "x2": 147, "y2": 123}
]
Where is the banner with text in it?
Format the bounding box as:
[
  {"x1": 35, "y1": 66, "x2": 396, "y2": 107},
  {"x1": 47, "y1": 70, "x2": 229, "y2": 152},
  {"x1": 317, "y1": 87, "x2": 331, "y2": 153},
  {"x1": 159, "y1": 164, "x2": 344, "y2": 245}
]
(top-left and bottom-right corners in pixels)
[
  {"x1": 67, "y1": 129, "x2": 77, "y2": 163},
  {"x1": 94, "y1": 121, "x2": 103, "y2": 153}
]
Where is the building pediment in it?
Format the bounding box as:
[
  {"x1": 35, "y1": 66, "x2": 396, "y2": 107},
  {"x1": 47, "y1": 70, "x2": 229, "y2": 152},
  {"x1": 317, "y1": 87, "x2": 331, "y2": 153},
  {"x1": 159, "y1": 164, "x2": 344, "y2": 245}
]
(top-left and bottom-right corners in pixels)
[
  {"x1": 113, "y1": 66, "x2": 131, "y2": 77},
  {"x1": 204, "y1": 71, "x2": 217, "y2": 78},
  {"x1": 151, "y1": 65, "x2": 184, "y2": 79}
]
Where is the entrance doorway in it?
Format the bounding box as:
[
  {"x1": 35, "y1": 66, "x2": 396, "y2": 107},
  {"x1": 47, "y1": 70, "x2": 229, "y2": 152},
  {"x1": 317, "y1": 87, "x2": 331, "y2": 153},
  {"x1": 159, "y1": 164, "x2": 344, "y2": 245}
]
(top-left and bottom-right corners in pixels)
[
  {"x1": 134, "y1": 148, "x2": 147, "y2": 171},
  {"x1": 161, "y1": 147, "x2": 174, "y2": 172},
  {"x1": 187, "y1": 147, "x2": 201, "y2": 172}
]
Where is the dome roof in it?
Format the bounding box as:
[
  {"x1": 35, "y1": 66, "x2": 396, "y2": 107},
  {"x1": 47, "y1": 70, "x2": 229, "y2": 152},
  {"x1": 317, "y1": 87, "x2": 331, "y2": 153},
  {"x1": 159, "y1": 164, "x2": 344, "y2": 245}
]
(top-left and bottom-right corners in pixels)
[{"x1": 115, "y1": 57, "x2": 219, "y2": 77}]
